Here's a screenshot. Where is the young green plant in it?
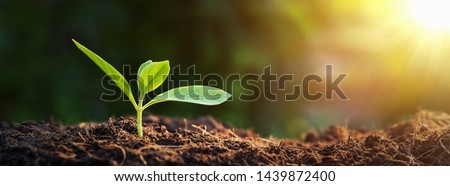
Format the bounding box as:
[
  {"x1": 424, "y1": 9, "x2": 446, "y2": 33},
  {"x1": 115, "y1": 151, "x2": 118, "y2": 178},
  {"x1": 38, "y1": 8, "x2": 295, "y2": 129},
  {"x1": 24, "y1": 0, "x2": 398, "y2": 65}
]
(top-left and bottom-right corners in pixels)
[{"x1": 72, "y1": 39, "x2": 231, "y2": 137}]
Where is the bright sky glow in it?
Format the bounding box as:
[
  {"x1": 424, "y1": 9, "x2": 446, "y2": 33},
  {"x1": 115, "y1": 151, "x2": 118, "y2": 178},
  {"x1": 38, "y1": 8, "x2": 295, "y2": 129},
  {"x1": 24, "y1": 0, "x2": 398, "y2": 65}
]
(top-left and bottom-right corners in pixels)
[{"x1": 408, "y1": 0, "x2": 450, "y2": 31}]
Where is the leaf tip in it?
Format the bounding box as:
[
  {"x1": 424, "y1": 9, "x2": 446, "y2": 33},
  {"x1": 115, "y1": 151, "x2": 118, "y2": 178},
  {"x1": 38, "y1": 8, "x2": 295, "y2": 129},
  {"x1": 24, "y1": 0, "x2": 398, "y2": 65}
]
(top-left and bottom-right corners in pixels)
[
  {"x1": 160, "y1": 60, "x2": 170, "y2": 65},
  {"x1": 72, "y1": 39, "x2": 84, "y2": 50},
  {"x1": 225, "y1": 91, "x2": 232, "y2": 99}
]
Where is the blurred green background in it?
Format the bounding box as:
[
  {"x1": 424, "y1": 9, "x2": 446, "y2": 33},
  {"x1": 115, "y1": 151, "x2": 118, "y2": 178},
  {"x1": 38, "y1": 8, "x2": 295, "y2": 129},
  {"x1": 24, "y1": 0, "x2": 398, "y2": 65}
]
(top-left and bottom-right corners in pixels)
[{"x1": 1, "y1": 0, "x2": 450, "y2": 137}]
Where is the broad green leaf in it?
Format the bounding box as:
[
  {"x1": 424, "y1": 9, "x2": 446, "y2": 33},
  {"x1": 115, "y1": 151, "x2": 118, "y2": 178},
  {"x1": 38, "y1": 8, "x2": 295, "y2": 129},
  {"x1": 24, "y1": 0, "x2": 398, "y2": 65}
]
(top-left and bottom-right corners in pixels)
[
  {"x1": 72, "y1": 39, "x2": 137, "y2": 108},
  {"x1": 137, "y1": 60, "x2": 170, "y2": 98},
  {"x1": 137, "y1": 60, "x2": 153, "y2": 77},
  {"x1": 144, "y1": 85, "x2": 231, "y2": 108}
]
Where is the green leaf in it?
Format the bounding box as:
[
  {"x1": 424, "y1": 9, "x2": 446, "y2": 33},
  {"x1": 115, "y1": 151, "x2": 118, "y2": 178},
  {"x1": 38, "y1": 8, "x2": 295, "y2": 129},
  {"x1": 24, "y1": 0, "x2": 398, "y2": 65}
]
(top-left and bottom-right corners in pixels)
[
  {"x1": 137, "y1": 60, "x2": 170, "y2": 98},
  {"x1": 144, "y1": 85, "x2": 231, "y2": 108},
  {"x1": 72, "y1": 39, "x2": 137, "y2": 108}
]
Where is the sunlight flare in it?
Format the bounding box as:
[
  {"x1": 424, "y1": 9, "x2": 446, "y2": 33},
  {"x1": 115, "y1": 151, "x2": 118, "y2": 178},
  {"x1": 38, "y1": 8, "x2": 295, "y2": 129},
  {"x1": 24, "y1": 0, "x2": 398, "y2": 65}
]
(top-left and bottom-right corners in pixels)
[{"x1": 408, "y1": 0, "x2": 450, "y2": 31}]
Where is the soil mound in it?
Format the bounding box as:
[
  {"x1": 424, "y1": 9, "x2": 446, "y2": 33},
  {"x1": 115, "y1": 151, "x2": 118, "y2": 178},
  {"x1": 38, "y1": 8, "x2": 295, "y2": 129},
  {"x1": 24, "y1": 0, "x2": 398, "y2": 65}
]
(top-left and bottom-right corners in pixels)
[{"x1": 1, "y1": 111, "x2": 449, "y2": 165}]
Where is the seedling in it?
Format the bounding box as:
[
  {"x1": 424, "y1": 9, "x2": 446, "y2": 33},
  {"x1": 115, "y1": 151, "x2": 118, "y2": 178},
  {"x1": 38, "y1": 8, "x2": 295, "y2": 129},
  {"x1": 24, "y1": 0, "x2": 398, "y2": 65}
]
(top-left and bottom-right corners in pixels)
[{"x1": 72, "y1": 39, "x2": 231, "y2": 137}]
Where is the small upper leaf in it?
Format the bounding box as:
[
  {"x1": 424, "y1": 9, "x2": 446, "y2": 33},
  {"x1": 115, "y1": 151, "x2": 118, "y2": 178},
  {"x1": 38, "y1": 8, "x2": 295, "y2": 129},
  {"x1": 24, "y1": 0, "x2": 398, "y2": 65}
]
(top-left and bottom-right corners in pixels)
[
  {"x1": 137, "y1": 60, "x2": 170, "y2": 98},
  {"x1": 144, "y1": 85, "x2": 231, "y2": 108},
  {"x1": 72, "y1": 39, "x2": 137, "y2": 108}
]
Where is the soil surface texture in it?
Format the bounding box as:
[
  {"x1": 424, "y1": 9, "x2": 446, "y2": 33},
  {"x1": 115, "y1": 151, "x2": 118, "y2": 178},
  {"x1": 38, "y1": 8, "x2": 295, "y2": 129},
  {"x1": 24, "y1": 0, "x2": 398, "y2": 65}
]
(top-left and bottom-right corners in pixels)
[{"x1": 1, "y1": 110, "x2": 450, "y2": 165}]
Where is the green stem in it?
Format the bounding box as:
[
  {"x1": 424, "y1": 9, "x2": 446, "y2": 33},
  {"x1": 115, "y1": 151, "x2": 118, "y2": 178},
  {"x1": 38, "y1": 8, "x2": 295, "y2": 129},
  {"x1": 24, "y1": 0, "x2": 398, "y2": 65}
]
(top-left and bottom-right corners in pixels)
[
  {"x1": 137, "y1": 108, "x2": 143, "y2": 137},
  {"x1": 137, "y1": 94, "x2": 144, "y2": 138}
]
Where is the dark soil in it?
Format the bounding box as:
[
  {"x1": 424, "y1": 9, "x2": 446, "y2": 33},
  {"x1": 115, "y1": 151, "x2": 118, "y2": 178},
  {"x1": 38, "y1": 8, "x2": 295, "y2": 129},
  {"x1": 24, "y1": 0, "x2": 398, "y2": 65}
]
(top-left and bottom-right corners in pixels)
[{"x1": 1, "y1": 110, "x2": 450, "y2": 165}]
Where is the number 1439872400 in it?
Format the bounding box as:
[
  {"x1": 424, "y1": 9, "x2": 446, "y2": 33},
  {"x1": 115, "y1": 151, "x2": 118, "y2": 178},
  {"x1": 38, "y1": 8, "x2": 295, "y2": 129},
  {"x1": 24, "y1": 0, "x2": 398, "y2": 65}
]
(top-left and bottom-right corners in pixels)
[{"x1": 256, "y1": 170, "x2": 335, "y2": 182}]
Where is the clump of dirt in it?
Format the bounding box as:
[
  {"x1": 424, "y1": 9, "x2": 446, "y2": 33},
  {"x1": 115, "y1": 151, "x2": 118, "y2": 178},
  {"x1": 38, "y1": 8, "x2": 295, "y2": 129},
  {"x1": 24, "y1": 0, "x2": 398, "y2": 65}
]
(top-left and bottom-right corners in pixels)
[{"x1": 1, "y1": 110, "x2": 449, "y2": 165}]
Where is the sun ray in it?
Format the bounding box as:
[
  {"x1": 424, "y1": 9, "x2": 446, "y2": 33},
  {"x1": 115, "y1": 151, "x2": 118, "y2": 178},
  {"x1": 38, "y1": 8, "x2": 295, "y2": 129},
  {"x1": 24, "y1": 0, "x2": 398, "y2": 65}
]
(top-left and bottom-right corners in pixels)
[{"x1": 408, "y1": 0, "x2": 450, "y2": 32}]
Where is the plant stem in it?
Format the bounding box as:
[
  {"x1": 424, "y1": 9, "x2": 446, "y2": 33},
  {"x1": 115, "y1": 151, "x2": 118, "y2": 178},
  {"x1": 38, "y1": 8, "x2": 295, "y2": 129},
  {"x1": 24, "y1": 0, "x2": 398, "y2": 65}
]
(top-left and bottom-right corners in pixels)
[
  {"x1": 137, "y1": 108, "x2": 143, "y2": 137},
  {"x1": 137, "y1": 94, "x2": 144, "y2": 138}
]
